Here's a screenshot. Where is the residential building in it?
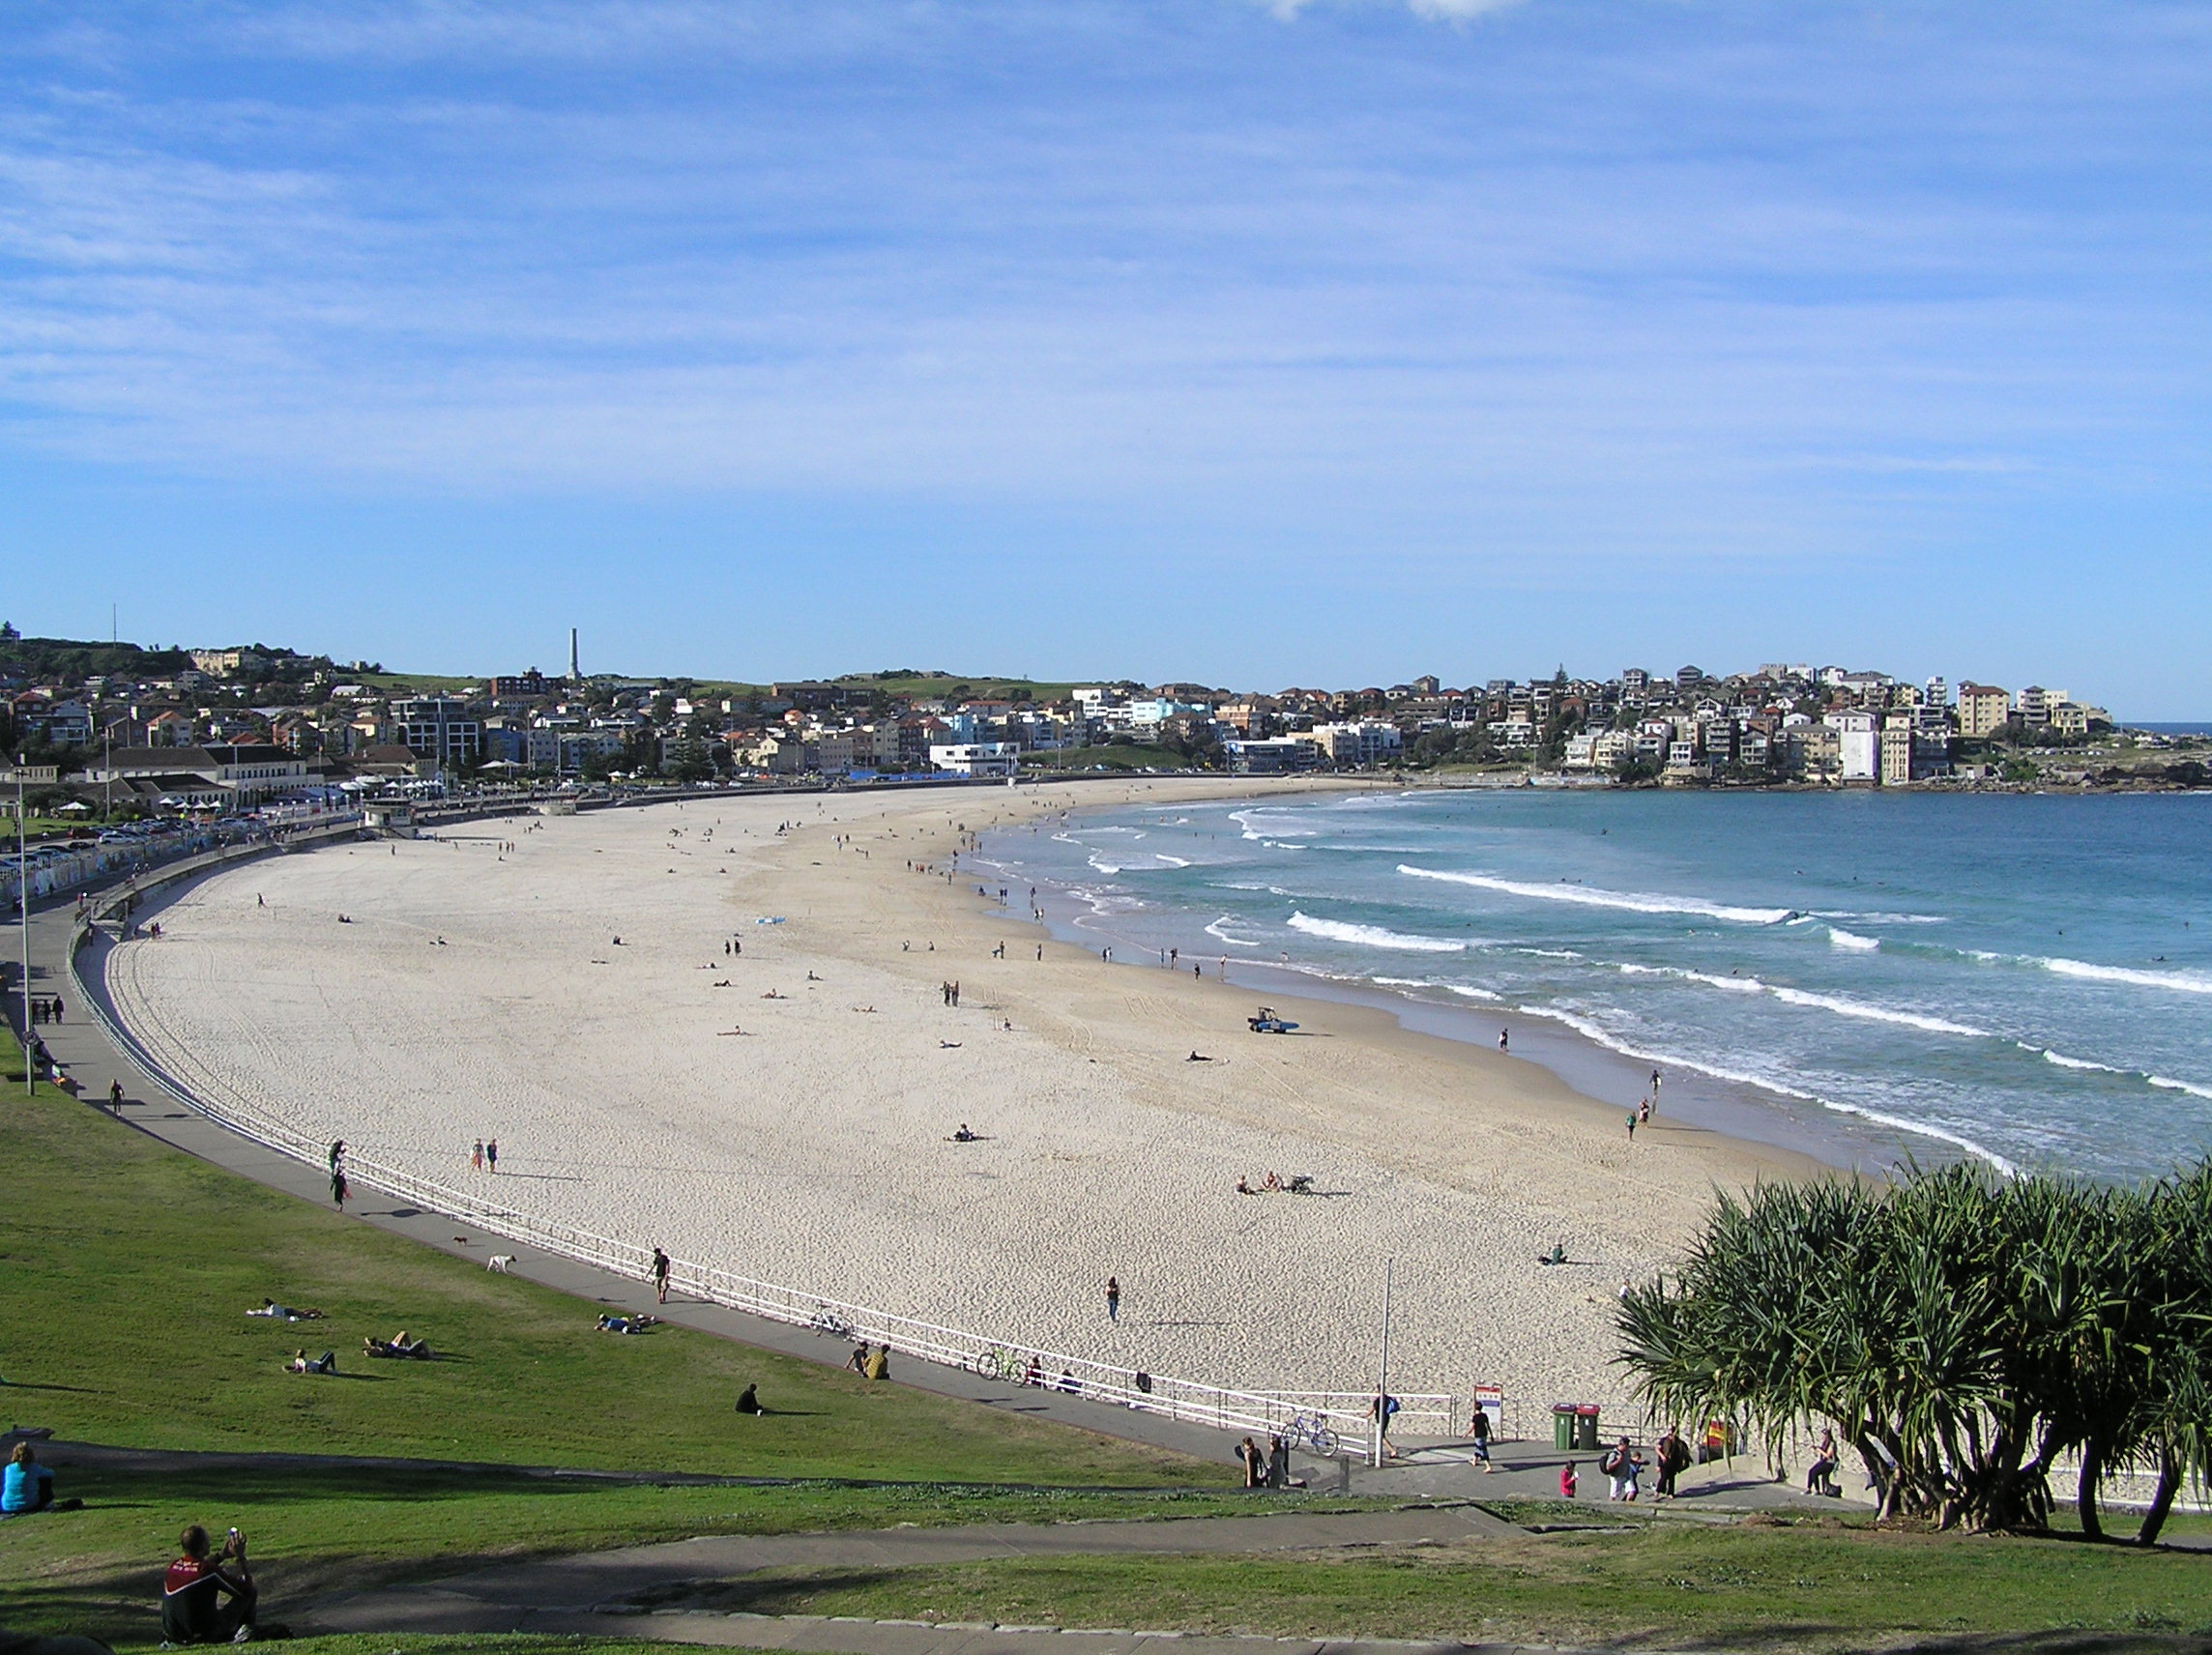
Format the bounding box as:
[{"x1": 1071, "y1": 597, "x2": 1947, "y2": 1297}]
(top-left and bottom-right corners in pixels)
[
  {"x1": 1956, "y1": 683, "x2": 2011, "y2": 740},
  {"x1": 928, "y1": 741, "x2": 1019, "y2": 777},
  {"x1": 1880, "y1": 722, "x2": 1914, "y2": 786},
  {"x1": 393, "y1": 697, "x2": 483, "y2": 769},
  {"x1": 1825, "y1": 711, "x2": 1879, "y2": 781},
  {"x1": 1225, "y1": 737, "x2": 1320, "y2": 774}
]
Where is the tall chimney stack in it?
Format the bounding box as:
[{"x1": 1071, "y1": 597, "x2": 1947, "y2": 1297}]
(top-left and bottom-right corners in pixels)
[{"x1": 569, "y1": 627, "x2": 580, "y2": 682}]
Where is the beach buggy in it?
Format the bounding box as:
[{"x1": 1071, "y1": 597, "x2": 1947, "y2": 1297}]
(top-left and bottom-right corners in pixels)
[{"x1": 1247, "y1": 1006, "x2": 1299, "y2": 1034}]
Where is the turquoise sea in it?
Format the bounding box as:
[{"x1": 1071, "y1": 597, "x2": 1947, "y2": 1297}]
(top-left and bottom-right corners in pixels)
[{"x1": 980, "y1": 789, "x2": 2212, "y2": 1181}]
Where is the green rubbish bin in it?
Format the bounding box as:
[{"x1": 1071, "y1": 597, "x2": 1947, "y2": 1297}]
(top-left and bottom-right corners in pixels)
[
  {"x1": 1553, "y1": 1405, "x2": 1576, "y2": 1450},
  {"x1": 1574, "y1": 1406, "x2": 1601, "y2": 1451}
]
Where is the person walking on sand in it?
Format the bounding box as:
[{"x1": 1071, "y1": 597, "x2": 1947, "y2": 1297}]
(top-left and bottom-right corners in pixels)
[
  {"x1": 472, "y1": 1139, "x2": 484, "y2": 1172},
  {"x1": 486, "y1": 1139, "x2": 499, "y2": 1174},
  {"x1": 652, "y1": 1247, "x2": 671, "y2": 1304},
  {"x1": 1105, "y1": 1276, "x2": 1121, "y2": 1322},
  {"x1": 1626, "y1": 1110, "x2": 1638, "y2": 1142},
  {"x1": 1499, "y1": 1028, "x2": 1509, "y2": 1053}
]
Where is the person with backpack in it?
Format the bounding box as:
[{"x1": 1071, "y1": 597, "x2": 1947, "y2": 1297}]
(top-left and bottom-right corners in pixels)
[
  {"x1": 1653, "y1": 1424, "x2": 1692, "y2": 1499},
  {"x1": 1602, "y1": 1436, "x2": 1644, "y2": 1501}
]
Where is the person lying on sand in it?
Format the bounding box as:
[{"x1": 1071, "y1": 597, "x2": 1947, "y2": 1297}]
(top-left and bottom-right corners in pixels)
[
  {"x1": 1187, "y1": 1051, "x2": 1212, "y2": 1061},
  {"x1": 939, "y1": 1040, "x2": 962, "y2": 1049},
  {"x1": 951, "y1": 1124, "x2": 978, "y2": 1142},
  {"x1": 1236, "y1": 1176, "x2": 1255, "y2": 1195}
]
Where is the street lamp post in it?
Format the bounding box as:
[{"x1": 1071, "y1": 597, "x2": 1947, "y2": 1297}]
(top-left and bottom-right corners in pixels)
[
  {"x1": 1374, "y1": 1255, "x2": 1395, "y2": 1466},
  {"x1": 16, "y1": 758, "x2": 31, "y2": 1096}
]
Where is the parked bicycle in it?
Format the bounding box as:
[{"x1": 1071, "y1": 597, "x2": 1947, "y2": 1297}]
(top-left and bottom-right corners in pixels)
[{"x1": 1281, "y1": 1410, "x2": 1341, "y2": 1457}]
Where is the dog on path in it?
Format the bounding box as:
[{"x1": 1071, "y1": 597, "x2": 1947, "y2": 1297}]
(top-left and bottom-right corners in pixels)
[{"x1": 487, "y1": 1254, "x2": 516, "y2": 1273}]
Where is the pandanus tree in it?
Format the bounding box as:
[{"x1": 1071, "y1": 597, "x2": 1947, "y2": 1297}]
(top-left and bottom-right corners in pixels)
[{"x1": 1617, "y1": 1161, "x2": 2211, "y2": 1539}]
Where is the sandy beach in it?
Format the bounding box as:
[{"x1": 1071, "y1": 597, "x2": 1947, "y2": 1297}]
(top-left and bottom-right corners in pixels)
[{"x1": 104, "y1": 776, "x2": 1815, "y2": 1420}]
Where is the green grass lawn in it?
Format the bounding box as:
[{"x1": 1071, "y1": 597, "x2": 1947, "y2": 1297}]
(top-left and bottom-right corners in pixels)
[{"x1": 693, "y1": 1515, "x2": 2212, "y2": 1650}]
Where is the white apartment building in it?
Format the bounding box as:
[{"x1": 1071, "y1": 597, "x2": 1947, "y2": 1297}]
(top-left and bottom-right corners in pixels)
[
  {"x1": 1824, "y1": 710, "x2": 1880, "y2": 781},
  {"x1": 929, "y1": 741, "x2": 1019, "y2": 777}
]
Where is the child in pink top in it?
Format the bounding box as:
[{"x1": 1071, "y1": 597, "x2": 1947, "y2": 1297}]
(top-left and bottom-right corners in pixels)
[{"x1": 1559, "y1": 1461, "x2": 1579, "y2": 1499}]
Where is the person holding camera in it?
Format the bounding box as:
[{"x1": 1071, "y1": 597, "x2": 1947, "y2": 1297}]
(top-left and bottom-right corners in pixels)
[{"x1": 160, "y1": 1524, "x2": 258, "y2": 1643}]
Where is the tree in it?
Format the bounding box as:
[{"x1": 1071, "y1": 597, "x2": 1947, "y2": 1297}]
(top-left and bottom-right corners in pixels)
[{"x1": 1617, "y1": 1163, "x2": 2212, "y2": 1538}]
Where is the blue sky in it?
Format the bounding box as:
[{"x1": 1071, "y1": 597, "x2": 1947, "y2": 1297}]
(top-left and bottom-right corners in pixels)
[{"x1": 2, "y1": 2, "x2": 2206, "y2": 711}]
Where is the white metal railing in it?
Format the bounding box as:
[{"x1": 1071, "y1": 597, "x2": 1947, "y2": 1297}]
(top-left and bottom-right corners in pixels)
[
  {"x1": 69, "y1": 906, "x2": 1390, "y2": 1464},
  {"x1": 1266, "y1": 1390, "x2": 1457, "y2": 1439}
]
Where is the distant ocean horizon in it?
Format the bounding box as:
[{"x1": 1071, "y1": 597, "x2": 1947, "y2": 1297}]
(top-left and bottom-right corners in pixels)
[
  {"x1": 2133, "y1": 721, "x2": 2212, "y2": 737},
  {"x1": 980, "y1": 789, "x2": 2212, "y2": 1183}
]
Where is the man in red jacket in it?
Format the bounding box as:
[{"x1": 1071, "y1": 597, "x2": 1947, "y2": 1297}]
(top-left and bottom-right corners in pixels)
[{"x1": 160, "y1": 1525, "x2": 256, "y2": 1643}]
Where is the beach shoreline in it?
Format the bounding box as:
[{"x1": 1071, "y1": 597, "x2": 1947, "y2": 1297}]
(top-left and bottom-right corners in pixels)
[{"x1": 101, "y1": 773, "x2": 1821, "y2": 1421}]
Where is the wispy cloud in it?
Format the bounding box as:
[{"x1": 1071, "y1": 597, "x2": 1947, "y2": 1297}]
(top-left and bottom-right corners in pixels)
[{"x1": 0, "y1": 2, "x2": 2205, "y2": 566}]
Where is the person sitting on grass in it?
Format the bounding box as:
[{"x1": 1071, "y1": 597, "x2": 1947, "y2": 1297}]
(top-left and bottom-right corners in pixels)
[
  {"x1": 2, "y1": 1442, "x2": 80, "y2": 1515},
  {"x1": 285, "y1": 1350, "x2": 336, "y2": 1376},
  {"x1": 735, "y1": 1383, "x2": 764, "y2": 1415},
  {"x1": 160, "y1": 1524, "x2": 261, "y2": 1644}
]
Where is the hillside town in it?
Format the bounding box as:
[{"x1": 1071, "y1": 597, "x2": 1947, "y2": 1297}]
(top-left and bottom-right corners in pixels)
[{"x1": 0, "y1": 624, "x2": 2193, "y2": 827}]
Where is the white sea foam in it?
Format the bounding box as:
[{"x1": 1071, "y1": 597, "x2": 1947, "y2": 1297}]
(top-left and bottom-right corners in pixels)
[
  {"x1": 1813, "y1": 1099, "x2": 2019, "y2": 1176},
  {"x1": 1287, "y1": 912, "x2": 1467, "y2": 953},
  {"x1": 1765, "y1": 985, "x2": 1989, "y2": 1038},
  {"x1": 1828, "y1": 927, "x2": 1880, "y2": 952},
  {"x1": 1229, "y1": 809, "x2": 1316, "y2": 840},
  {"x1": 1152, "y1": 855, "x2": 1192, "y2": 868},
  {"x1": 1516, "y1": 1005, "x2": 1825, "y2": 1104},
  {"x1": 1617, "y1": 960, "x2": 1986, "y2": 1035},
  {"x1": 1448, "y1": 984, "x2": 1503, "y2": 1002},
  {"x1": 2026, "y1": 1046, "x2": 2212, "y2": 1102},
  {"x1": 2036, "y1": 1047, "x2": 2125, "y2": 1075},
  {"x1": 2041, "y1": 957, "x2": 2212, "y2": 996},
  {"x1": 1205, "y1": 915, "x2": 1262, "y2": 948},
  {"x1": 1618, "y1": 962, "x2": 1761, "y2": 994},
  {"x1": 1399, "y1": 864, "x2": 1794, "y2": 926},
  {"x1": 1808, "y1": 910, "x2": 1948, "y2": 925}
]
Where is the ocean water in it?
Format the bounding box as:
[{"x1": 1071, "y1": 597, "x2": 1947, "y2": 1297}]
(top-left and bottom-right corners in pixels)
[{"x1": 979, "y1": 789, "x2": 2212, "y2": 1181}]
